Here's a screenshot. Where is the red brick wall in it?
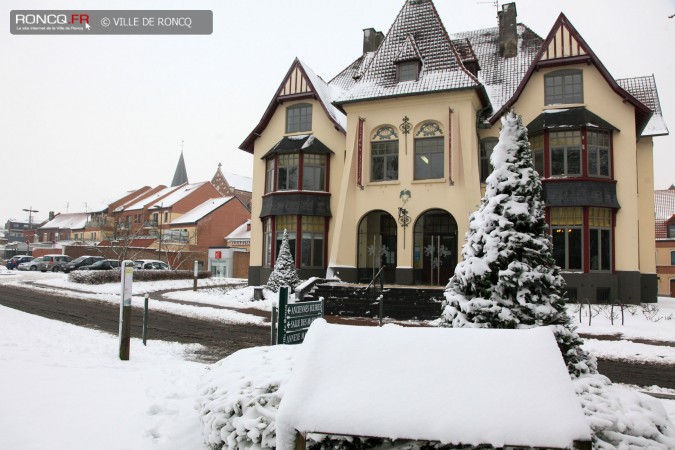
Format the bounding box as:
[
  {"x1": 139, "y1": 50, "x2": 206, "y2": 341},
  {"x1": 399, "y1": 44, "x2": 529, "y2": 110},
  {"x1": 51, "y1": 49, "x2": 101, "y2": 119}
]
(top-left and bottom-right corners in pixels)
[
  {"x1": 233, "y1": 251, "x2": 250, "y2": 279},
  {"x1": 171, "y1": 182, "x2": 223, "y2": 214},
  {"x1": 191, "y1": 198, "x2": 251, "y2": 249}
]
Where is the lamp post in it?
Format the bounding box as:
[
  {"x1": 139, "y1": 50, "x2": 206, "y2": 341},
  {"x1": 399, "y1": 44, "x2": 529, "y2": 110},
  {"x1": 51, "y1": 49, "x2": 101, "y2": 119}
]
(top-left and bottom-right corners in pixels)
[
  {"x1": 22, "y1": 206, "x2": 39, "y2": 252},
  {"x1": 152, "y1": 204, "x2": 163, "y2": 262},
  {"x1": 398, "y1": 189, "x2": 411, "y2": 248}
]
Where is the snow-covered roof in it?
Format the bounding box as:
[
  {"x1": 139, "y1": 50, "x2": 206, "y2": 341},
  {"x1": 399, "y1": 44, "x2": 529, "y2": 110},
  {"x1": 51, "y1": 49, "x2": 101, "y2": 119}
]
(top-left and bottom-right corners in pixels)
[
  {"x1": 277, "y1": 321, "x2": 590, "y2": 449},
  {"x1": 221, "y1": 171, "x2": 252, "y2": 193},
  {"x1": 225, "y1": 219, "x2": 250, "y2": 241},
  {"x1": 617, "y1": 75, "x2": 669, "y2": 137},
  {"x1": 331, "y1": 0, "x2": 480, "y2": 104},
  {"x1": 654, "y1": 188, "x2": 675, "y2": 239},
  {"x1": 298, "y1": 60, "x2": 347, "y2": 131},
  {"x1": 39, "y1": 213, "x2": 88, "y2": 230},
  {"x1": 120, "y1": 186, "x2": 179, "y2": 212},
  {"x1": 169, "y1": 197, "x2": 233, "y2": 225},
  {"x1": 452, "y1": 24, "x2": 543, "y2": 116},
  {"x1": 148, "y1": 182, "x2": 206, "y2": 208}
]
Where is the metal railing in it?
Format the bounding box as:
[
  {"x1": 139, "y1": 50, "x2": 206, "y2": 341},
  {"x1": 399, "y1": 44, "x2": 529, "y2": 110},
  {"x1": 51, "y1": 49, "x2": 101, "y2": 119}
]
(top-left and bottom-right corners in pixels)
[{"x1": 365, "y1": 265, "x2": 387, "y2": 326}]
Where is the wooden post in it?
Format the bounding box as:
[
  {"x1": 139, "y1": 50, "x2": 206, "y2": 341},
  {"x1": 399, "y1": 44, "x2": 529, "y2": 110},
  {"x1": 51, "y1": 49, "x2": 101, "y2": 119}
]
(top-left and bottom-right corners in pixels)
[
  {"x1": 142, "y1": 293, "x2": 149, "y2": 346},
  {"x1": 119, "y1": 260, "x2": 134, "y2": 360},
  {"x1": 294, "y1": 431, "x2": 306, "y2": 450},
  {"x1": 193, "y1": 260, "x2": 199, "y2": 291}
]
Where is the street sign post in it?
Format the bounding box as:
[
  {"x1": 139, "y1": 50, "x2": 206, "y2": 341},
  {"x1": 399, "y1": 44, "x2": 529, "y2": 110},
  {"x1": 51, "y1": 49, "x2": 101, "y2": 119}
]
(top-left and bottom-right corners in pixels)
[
  {"x1": 276, "y1": 286, "x2": 323, "y2": 345},
  {"x1": 119, "y1": 260, "x2": 134, "y2": 360}
]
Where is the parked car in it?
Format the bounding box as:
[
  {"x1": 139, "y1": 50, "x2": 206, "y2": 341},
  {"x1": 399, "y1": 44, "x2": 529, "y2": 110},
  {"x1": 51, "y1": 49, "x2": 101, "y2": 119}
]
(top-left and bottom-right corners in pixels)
[
  {"x1": 38, "y1": 254, "x2": 73, "y2": 272},
  {"x1": 134, "y1": 260, "x2": 171, "y2": 270},
  {"x1": 81, "y1": 259, "x2": 120, "y2": 270},
  {"x1": 63, "y1": 256, "x2": 105, "y2": 273},
  {"x1": 18, "y1": 257, "x2": 46, "y2": 271},
  {"x1": 6, "y1": 255, "x2": 34, "y2": 270}
]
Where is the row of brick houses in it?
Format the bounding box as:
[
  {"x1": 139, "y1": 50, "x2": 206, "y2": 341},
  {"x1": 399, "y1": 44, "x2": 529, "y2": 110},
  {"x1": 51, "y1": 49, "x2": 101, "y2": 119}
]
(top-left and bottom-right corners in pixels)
[
  {"x1": 240, "y1": 0, "x2": 669, "y2": 302},
  {"x1": 13, "y1": 162, "x2": 252, "y2": 274}
]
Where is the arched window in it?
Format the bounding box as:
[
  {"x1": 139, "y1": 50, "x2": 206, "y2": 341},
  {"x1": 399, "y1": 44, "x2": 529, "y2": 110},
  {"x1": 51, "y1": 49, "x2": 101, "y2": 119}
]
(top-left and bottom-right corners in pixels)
[
  {"x1": 286, "y1": 103, "x2": 312, "y2": 133},
  {"x1": 414, "y1": 121, "x2": 444, "y2": 180},
  {"x1": 371, "y1": 125, "x2": 399, "y2": 182}
]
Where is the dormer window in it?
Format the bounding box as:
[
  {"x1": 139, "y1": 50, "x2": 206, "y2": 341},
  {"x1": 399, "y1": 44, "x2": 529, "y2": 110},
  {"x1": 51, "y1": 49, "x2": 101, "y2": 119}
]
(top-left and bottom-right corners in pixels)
[{"x1": 398, "y1": 61, "x2": 420, "y2": 82}]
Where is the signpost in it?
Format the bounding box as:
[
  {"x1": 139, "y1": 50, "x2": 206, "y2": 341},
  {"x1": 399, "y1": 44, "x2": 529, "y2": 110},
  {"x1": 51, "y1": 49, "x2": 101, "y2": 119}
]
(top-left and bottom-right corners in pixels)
[
  {"x1": 119, "y1": 260, "x2": 134, "y2": 360},
  {"x1": 276, "y1": 286, "x2": 323, "y2": 345}
]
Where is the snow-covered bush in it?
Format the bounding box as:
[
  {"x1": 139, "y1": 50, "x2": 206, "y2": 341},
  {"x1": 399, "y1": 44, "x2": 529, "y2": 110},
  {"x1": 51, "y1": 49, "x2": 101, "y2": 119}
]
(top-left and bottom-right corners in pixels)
[
  {"x1": 68, "y1": 269, "x2": 211, "y2": 284},
  {"x1": 199, "y1": 343, "x2": 675, "y2": 449},
  {"x1": 574, "y1": 374, "x2": 675, "y2": 449},
  {"x1": 439, "y1": 111, "x2": 595, "y2": 377},
  {"x1": 265, "y1": 229, "x2": 301, "y2": 293},
  {"x1": 198, "y1": 346, "x2": 297, "y2": 449}
]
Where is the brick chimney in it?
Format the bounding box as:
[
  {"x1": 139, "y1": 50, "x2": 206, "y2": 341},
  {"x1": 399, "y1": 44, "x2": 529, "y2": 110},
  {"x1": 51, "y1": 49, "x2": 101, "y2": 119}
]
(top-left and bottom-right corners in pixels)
[
  {"x1": 48, "y1": 211, "x2": 55, "y2": 220},
  {"x1": 498, "y1": 3, "x2": 518, "y2": 58},
  {"x1": 363, "y1": 28, "x2": 384, "y2": 54}
]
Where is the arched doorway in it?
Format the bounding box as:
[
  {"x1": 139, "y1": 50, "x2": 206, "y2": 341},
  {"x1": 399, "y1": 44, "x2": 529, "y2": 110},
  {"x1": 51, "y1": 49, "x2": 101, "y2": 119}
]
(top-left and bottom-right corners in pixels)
[
  {"x1": 413, "y1": 209, "x2": 458, "y2": 285},
  {"x1": 357, "y1": 210, "x2": 397, "y2": 284}
]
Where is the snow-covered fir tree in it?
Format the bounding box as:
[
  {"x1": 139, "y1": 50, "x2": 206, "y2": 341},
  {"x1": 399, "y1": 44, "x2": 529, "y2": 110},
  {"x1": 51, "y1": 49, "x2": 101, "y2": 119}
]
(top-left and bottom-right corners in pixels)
[
  {"x1": 265, "y1": 229, "x2": 301, "y2": 293},
  {"x1": 439, "y1": 111, "x2": 595, "y2": 377}
]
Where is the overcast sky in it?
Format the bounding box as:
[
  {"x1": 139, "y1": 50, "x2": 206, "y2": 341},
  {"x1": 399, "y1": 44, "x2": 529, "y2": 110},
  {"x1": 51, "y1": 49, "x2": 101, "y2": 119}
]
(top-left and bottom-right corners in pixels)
[{"x1": 2, "y1": 0, "x2": 673, "y2": 225}]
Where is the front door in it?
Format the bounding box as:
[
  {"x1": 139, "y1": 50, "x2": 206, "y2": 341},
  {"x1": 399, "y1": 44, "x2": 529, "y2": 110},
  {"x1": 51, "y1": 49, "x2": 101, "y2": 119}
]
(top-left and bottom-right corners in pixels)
[{"x1": 413, "y1": 209, "x2": 458, "y2": 286}]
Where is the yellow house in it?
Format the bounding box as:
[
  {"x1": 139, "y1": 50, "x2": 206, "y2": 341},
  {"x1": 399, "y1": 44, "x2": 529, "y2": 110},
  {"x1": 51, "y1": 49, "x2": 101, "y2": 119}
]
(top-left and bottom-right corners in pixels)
[
  {"x1": 240, "y1": 0, "x2": 668, "y2": 303},
  {"x1": 655, "y1": 187, "x2": 675, "y2": 297}
]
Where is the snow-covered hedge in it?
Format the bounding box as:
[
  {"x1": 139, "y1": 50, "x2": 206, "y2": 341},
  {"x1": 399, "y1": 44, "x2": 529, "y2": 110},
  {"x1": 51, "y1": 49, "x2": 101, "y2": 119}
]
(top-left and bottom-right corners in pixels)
[
  {"x1": 198, "y1": 346, "x2": 297, "y2": 449},
  {"x1": 68, "y1": 269, "x2": 211, "y2": 285},
  {"x1": 574, "y1": 374, "x2": 675, "y2": 449},
  {"x1": 199, "y1": 346, "x2": 675, "y2": 450}
]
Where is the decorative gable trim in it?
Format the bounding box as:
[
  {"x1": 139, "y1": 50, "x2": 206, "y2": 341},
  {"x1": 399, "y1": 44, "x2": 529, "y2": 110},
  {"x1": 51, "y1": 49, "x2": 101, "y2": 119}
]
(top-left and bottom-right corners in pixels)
[
  {"x1": 491, "y1": 13, "x2": 652, "y2": 136},
  {"x1": 239, "y1": 58, "x2": 346, "y2": 154},
  {"x1": 280, "y1": 65, "x2": 313, "y2": 97},
  {"x1": 542, "y1": 22, "x2": 588, "y2": 61}
]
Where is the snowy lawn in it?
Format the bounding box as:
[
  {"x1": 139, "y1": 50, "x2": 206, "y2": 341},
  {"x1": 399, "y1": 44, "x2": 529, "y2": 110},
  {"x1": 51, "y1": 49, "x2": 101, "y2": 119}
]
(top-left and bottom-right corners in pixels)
[{"x1": 0, "y1": 305, "x2": 208, "y2": 450}]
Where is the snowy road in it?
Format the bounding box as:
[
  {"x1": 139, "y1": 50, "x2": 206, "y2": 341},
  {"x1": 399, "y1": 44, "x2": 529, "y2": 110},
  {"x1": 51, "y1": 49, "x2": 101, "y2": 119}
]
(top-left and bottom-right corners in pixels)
[
  {"x1": 1, "y1": 282, "x2": 674, "y2": 389},
  {"x1": 0, "y1": 284, "x2": 269, "y2": 362}
]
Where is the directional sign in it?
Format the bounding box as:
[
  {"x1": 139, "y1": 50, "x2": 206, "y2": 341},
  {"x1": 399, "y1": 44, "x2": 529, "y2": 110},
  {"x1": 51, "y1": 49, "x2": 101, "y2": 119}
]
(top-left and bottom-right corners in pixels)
[{"x1": 276, "y1": 287, "x2": 324, "y2": 346}]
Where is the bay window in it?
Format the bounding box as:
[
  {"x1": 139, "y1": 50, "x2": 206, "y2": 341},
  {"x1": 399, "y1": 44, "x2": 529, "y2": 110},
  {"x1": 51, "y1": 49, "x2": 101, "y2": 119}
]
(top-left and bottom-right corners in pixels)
[
  {"x1": 588, "y1": 130, "x2": 610, "y2": 177},
  {"x1": 550, "y1": 207, "x2": 583, "y2": 270},
  {"x1": 589, "y1": 208, "x2": 611, "y2": 271},
  {"x1": 550, "y1": 130, "x2": 581, "y2": 177}
]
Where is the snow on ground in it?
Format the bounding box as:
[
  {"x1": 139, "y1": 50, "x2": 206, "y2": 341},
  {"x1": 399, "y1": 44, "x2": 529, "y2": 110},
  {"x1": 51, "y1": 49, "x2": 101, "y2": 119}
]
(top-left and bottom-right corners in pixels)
[
  {"x1": 1, "y1": 271, "x2": 674, "y2": 448},
  {"x1": 0, "y1": 304, "x2": 207, "y2": 450},
  {"x1": 0, "y1": 271, "x2": 267, "y2": 326},
  {"x1": 570, "y1": 297, "x2": 675, "y2": 343}
]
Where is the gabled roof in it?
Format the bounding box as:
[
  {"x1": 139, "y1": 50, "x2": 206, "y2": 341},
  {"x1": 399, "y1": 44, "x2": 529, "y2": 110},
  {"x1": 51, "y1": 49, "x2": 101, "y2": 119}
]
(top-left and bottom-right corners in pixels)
[
  {"x1": 239, "y1": 58, "x2": 346, "y2": 154},
  {"x1": 171, "y1": 151, "x2": 189, "y2": 186},
  {"x1": 655, "y1": 188, "x2": 675, "y2": 239},
  {"x1": 122, "y1": 185, "x2": 181, "y2": 212},
  {"x1": 617, "y1": 75, "x2": 669, "y2": 137},
  {"x1": 331, "y1": 0, "x2": 483, "y2": 105},
  {"x1": 39, "y1": 213, "x2": 88, "y2": 231},
  {"x1": 489, "y1": 13, "x2": 652, "y2": 134},
  {"x1": 170, "y1": 196, "x2": 235, "y2": 225},
  {"x1": 148, "y1": 182, "x2": 207, "y2": 209},
  {"x1": 453, "y1": 23, "x2": 543, "y2": 118}
]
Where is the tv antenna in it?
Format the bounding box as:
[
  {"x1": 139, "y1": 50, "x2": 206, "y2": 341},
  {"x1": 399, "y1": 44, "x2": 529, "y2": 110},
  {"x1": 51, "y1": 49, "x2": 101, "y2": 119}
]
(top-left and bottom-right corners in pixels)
[{"x1": 477, "y1": 0, "x2": 499, "y2": 17}]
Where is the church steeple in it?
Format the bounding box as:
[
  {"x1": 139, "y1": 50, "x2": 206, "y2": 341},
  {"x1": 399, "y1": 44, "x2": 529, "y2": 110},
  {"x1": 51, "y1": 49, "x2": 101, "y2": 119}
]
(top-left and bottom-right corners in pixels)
[{"x1": 171, "y1": 142, "x2": 189, "y2": 186}]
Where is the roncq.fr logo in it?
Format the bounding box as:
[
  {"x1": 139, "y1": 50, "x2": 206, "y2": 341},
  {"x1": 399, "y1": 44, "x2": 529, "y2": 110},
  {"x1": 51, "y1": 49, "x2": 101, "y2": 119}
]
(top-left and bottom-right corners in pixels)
[{"x1": 14, "y1": 13, "x2": 90, "y2": 26}]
